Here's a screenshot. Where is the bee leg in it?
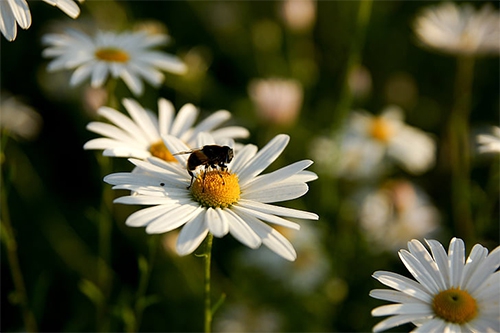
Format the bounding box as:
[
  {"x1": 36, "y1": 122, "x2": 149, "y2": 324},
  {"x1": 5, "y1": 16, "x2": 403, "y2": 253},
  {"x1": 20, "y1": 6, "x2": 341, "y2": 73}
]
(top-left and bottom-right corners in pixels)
[
  {"x1": 219, "y1": 163, "x2": 226, "y2": 185},
  {"x1": 187, "y1": 170, "x2": 195, "y2": 189},
  {"x1": 202, "y1": 167, "x2": 209, "y2": 193}
]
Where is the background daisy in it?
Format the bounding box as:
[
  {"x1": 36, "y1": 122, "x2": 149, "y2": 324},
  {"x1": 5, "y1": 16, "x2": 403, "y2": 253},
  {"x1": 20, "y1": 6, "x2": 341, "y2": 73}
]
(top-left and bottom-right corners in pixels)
[
  {"x1": 370, "y1": 238, "x2": 500, "y2": 332},
  {"x1": 104, "y1": 133, "x2": 318, "y2": 261},
  {"x1": 42, "y1": 28, "x2": 187, "y2": 95},
  {"x1": 84, "y1": 97, "x2": 249, "y2": 161}
]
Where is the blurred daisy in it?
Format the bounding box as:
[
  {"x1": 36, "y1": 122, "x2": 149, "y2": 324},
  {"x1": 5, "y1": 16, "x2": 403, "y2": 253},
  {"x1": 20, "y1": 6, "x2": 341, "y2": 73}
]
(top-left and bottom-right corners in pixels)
[
  {"x1": 0, "y1": 0, "x2": 82, "y2": 41},
  {"x1": 281, "y1": 0, "x2": 316, "y2": 33},
  {"x1": 42, "y1": 29, "x2": 187, "y2": 96},
  {"x1": 240, "y1": 223, "x2": 329, "y2": 293},
  {"x1": 334, "y1": 106, "x2": 436, "y2": 179},
  {"x1": 248, "y1": 78, "x2": 303, "y2": 127},
  {"x1": 214, "y1": 302, "x2": 283, "y2": 332},
  {"x1": 477, "y1": 126, "x2": 500, "y2": 154},
  {"x1": 414, "y1": 2, "x2": 500, "y2": 56},
  {"x1": 104, "y1": 133, "x2": 318, "y2": 261},
  {"x1": 84, "y1": 98, "x2": 249, "y2": 162},
  {"x1": 359, "y1": 179, "x2": 439, "y2": 252},
  {"x1": 370, "y1": 238, "x2": 500, "y2": 332},
  {"x1": 0, "y1": 93, "x2": 42, "y2": 141}
]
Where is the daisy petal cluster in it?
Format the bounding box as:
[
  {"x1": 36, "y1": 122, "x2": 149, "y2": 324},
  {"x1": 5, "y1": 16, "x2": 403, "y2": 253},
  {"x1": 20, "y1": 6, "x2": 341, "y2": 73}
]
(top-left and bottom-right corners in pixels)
[
  {"x1": 84, "y1": 98, "x2": 249, "y2": 162},
  {"x1": 414, "y1": 2, "x2": 500, "y2": 56},
  {"x1": 370, "y1": 238, "x2": 500, "y2": 332},
  {"x1": 104, "y1": 133, "x2": 318, "y2": 261},
  {"x1": 334, "y1": 106, "x2": 435, "y2": 179},
  {"x1": 477, "y1": 126, "x2": 500, "y2": 154},
  {"x1": 0, "y1": 0, "x2": 82, "y2": 41},
  {"x1": 42, "y1": 29, "x2": 187, "y2": 96}
]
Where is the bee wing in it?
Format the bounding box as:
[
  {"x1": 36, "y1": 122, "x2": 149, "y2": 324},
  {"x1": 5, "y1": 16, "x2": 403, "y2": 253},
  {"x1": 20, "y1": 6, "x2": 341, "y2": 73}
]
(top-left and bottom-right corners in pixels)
[{"x1": 172, "y1": 148, "x2": 202, "y2": 156}]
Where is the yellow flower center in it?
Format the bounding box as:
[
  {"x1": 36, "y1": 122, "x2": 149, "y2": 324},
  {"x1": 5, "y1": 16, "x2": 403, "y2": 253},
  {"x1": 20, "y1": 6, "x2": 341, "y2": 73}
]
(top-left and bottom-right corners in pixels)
[
  {"x1": 432, "y1": 288, "x2": 478, "y2": 324},
  {"x1": 149, "y1": 141, "x2": 177, "y2": 162},
  {"x1": 369, "y1": 116, "x2": 394, "y2": 143},
  {"x1": 95, "y1": 48, "x2": 130, "y2": 63},
  {"x1": 191, "y1": 171, "x2": 240, "y2": 209}
]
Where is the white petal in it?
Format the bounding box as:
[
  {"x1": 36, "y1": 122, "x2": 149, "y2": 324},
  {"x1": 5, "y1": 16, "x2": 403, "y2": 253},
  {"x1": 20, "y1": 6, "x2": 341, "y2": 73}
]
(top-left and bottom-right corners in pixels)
[
  {"x1": 146, "y1": 204, "x2": 203, "y2": 234},
  {"x1": 369, "y1": 289, "x2": 427, "y2": 304},
  {"x1": 114, "y1": 196, "x2": 173, "y2": 206},
  {"x1": 176, "y1": 213, "x2": 209, "y2": 255},
  {"x1": 210, "y1": 126, "x2": 250, "y2": 141},
  {"x1": 237, "y1": 134, "x2": 290, "y2": 184},
  {"x1": 42, "y1": 0, "x2": 80, "y2": 18},
  {"x1": 413, "y1": 319, "x2": 449, "y2": 333},
  {"x1": 372, "y1": 271, "x2": 433, "y2": 303},
  {"x1": 232, "y1": 205, "x2": 300, "y2": 230},
  {"x1": 372, "y1": 314, "x2": 428, "y2": 333},
  {"x1": 125, "y1": 205, "x2": 171, "y2": 227},
  {"x1": 230, "y1": 144, "x2": 257, "y2": 174},
  {"x1": 240, "y1": 212, "x2": 297, "y2": 261},
  {"x1": 448, "y1": 237, "x2": 465, "y2": 288},
  {"x1": 243, "y1": 160, "x2": 313, "y2": 190},
  {"x1": 206, "y1": 207, "x2": 229, "y2": 238},
  {"x1": 86, "y1": 122, "x2": 142, "y2": 147},
  {"x1": 120, "y1": 69, "x2": 144, "y2": 96},
  {"x1": 122, "y1": 98, "x2": 160, "y2": 143},
  {"x1": 0, "y1": 0, "x2": 18, "y2": 41},
  {"x1": 466, "y1": 245, "x2": 500, "y2": 293},
  {"x1": 371, "y1": 303, "x2": 431, "y2": 316},
  {"x1": 241, "y1": 182, "x2": 309, "y2": 203},
  {"x1": 158, "y1": 98, "x2": 174, "y2": 137},
  {"x1": 170, "y1": 103, "x2": 198, "y2": 138},
  {"x1": 238, "y1": 199, "x2": 318, "y2": 220},
  {"x1": 407, "y1": 239, "x2": 446, "y2": 291},
  {"x1": 426, "y1": 239, "x2": 451, "y2": 288},
  {"x1": 97, "y1": 106, "x2": 150, "y2": 146},
  {"x1": 90, "y1": 61, "x2": 109, "y2": 88},
  {"x1": 185, "y1": 110, "x2": 231, "y2": 143},
  {"x1": 223, "y1": 209, "x2": 261, "y2": 249},
  {"x1": 162, "y1": 135, "x2": 191, "y2": 165},
  {"x1": 69, "y1": 62, "x2": 94, "y2": 86}
]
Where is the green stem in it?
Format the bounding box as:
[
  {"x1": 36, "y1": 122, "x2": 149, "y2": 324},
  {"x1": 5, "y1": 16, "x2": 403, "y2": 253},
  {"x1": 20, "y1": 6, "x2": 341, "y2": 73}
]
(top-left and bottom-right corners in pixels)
[
  {"x1": 448, "y1": 55, "x2": 475, "y2": 244},
  {"x1": 204, "y1": 233, "x2": 214, "y2": 333},
  {"x1": 0, "y1": 135, "x2": 38, "y2": 332},
  {"x1": 331, "y1": 0, "x2": 373, "y2": 134}
]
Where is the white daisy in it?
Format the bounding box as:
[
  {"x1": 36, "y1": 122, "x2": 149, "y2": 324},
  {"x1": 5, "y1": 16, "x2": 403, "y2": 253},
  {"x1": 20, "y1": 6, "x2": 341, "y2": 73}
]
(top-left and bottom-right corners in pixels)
[
  {"x1": 477, "y1": 126, "x2": 500, "y2": 154},
  {"x1": 359, "y1": 179, "x2": 440, "y2": 252},
  {"x1": 370, "y1": 238, "x2": 500, "y2": 333},
  {"x1": 104, "y1": 133, "x2": 318, "y2": 261},
  {"x1": 414, "y1": 2, "x2": 500, "y2": 56},
  {"x1": 0, "y1": 92, "x2": 42, "y2": 141},
  {"x1": 83, "y1": 98, "x2": 249, "y2": 162},
  {"x1": 42, "y1": 29, "x2": 187, "y2": 96},
  {"x1": 0, "y1": 0, "x2": 81, "y2": 41},
  {"x1": 334, "y1": 106, "x2": 436, "y2": 179}
]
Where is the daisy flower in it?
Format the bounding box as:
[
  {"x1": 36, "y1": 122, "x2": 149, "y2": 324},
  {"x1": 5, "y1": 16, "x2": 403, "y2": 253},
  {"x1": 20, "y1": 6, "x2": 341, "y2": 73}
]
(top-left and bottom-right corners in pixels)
[
  {"x1": 104, "y1": 133, "x2": 318, "y2": 261},
  {"x1": 333, "y1": 106, "x2": 436, "y2": 179},
  {"x1": 0, "y1": 0, "x2": 81, "y2": 41},
  {"x1": 83, "y1": 98, "x2": 249, "y2": 162},
  {"x1": 42, "y1": 28, "x2": 187, "y2": 96},
  {"x1": 359, "y1": 179, "x2": 440, "y2": 252},
  {"x1": 414, "y1": 2, "x2": 500, "y2": 56},
  {"x1": 370, "y1": 238, "x2": 500, "y2": 332},
  {"x1": 477, "y1": 126, "x2": 500, "y2": 154}
]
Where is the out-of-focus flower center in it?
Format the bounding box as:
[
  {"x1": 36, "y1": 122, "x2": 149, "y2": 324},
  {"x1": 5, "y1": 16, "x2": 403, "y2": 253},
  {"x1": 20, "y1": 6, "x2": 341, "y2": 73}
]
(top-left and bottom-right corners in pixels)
[
  {"x1": 432, "y1": 288, "x2": 477, "y2": 324},
  {"x1": 149, "y1": 141, "x2": 177, "y2": 162},
  {"x1": 191, "y1": 171, "x2": 240, "y2": 209},
  {"x1": 369, "y1": 117, "x2": 394, "y2": 143},
  {"x1": 95, "y1": 48, "x2": 130, "y2": 63}
]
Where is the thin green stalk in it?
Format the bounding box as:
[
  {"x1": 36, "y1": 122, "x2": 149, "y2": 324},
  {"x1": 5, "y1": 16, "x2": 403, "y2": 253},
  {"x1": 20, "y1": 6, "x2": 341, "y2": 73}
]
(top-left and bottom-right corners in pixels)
[
  {"x1": 204, "y1": 233, "x2": 214, "y2": 333},
  {"x1": 448, "y1": 55, "x2": 476, "y2": 244},
  {"x1": 331, "y1": 0, "x2": 373, "y2": 134},
  {"x1": 1, "y1": 134, "x2": 38, "y2": 332}
]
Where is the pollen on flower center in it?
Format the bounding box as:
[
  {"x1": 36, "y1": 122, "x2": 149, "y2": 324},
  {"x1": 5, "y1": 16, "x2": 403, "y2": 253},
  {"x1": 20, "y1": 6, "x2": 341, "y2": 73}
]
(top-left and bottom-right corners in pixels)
[
  {"x1": 149, "y1": 141, "x2": 177, "y2": 162},
  {"x1": 95, "y1": 48, "x2": 130, "y2": 63},
  {"x1": 432, "y1": 288, "x2": 478, "y2": 324},
  {"x1": 370, "y1": 117, "x2": 394, "y2": 143},
  {"x1": 191, "y1": 170, "x2": 240, "y2": 209}
]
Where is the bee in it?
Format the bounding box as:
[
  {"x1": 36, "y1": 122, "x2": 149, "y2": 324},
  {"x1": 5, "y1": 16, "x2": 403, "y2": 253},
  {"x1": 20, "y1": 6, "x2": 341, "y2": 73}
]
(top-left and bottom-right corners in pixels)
[{"x1": 173, "y1": 145, "x2": 234, "y2": 190}]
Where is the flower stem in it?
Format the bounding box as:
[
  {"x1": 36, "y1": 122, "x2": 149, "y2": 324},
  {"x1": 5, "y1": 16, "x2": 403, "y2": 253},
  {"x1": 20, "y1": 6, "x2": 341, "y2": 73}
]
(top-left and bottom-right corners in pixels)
[
  {"x1": 448, "y1": 55, "x2": 475, "y2": 244},
  {"x1": 0, "y1": 134, "x2": 38, "y2": 332},
  {"x1": 204, "y1": 233, "x2": 214, "y2": 333}
]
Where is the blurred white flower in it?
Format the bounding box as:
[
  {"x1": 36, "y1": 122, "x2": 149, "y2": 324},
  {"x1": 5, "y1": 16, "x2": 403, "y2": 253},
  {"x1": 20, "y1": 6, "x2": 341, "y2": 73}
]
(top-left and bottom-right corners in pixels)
[
  {"x1": 334, "y1": 106, "x2": 436, "y2": 179},
  {"x1": 414, "y1": 2, "x2": 500, "y2": 56},
  {"x1": 42, "y1": 29, "x2": 187, "y2": 96},
  {"x1": 0, "y1": 93, "x2": 42, "y2": 140},
  {"x1": 248, "y1": 78, "x2": 303, "y2": 127},
  {"x1": 281, "y1": 0, "x2": 316, "y2": 33},
  {"x1": 359, "y1": 179, "x2": 440, "y2": 252},
  {"x1": 0, "y1": 0, "x2": 82, "y2": 41},
  {"x1": 477, "y1": 126, "x2": 500, "y2": 154},
  {"x1": 84, "y1": 98, "x2": 249, "y2": 161},
  {"x1": 348, "y1": 65, "x2": 372, "y2": 100},
  {"x1": 240, "y1": 223, "x2": 329, "y2": 293},
  {"x1": 370, "y1": 238, "x2": 500, "y2": 332}
]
